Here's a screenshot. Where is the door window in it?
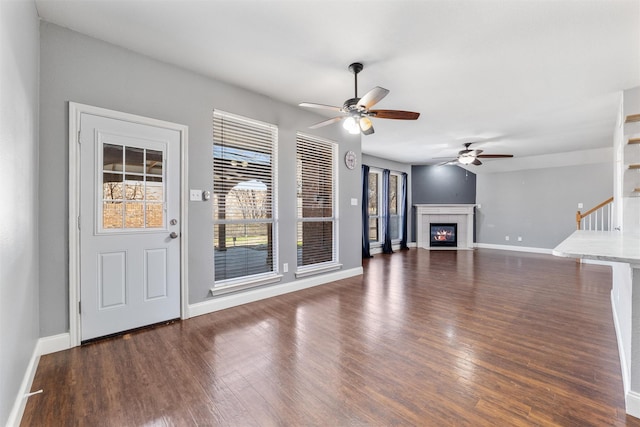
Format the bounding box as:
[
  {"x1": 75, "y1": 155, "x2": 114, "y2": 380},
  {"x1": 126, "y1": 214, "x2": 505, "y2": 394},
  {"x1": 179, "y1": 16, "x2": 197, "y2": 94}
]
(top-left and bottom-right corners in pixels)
[{"x1": 100, "y1": 142, "x2": 165, "y2": 231}]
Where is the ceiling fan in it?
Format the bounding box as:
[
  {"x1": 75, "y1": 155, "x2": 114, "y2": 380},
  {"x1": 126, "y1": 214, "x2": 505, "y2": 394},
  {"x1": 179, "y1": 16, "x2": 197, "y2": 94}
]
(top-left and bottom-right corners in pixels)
[
  {"x1": 299, "y1": 62, "x2": 420, "y2": 136},
  {"x1": 438, "y1": 142, "x2": 514, "y2": 166}
]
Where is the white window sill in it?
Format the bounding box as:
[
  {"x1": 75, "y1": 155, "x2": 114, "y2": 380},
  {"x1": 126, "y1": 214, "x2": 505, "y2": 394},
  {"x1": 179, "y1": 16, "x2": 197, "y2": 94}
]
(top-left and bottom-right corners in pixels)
[
  {"x1": 295, "y1": 263, "x2": 342, "y2": 279},
  {"x1": 210, "y1": 273, "x2": 283, "y2": 297}
]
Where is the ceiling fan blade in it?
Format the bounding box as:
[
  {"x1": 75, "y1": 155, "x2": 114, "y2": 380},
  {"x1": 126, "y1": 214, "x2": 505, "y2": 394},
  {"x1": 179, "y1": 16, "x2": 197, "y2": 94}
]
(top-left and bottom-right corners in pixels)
[
  {"x1": 299, "y1": 102, "x2": 343, "y2": 112},
  {"x1": 309, "y1": 116, "x2": 345, "y2": 129},
  {"x1": 472, "y1": 158, "x2": 482, "y2": 165},
  {"x1": 476, "y1": 154, "x2": 514, "y2": 158},
  {"x1": 437, "y1": 160, "x2": 458, "y2": 166},
  {"x1": 370, "y1": 110, "x2": 420, "y2": 120},
  {"x1": 358, "y1": 86, "x2": 390, "y2": 109}
]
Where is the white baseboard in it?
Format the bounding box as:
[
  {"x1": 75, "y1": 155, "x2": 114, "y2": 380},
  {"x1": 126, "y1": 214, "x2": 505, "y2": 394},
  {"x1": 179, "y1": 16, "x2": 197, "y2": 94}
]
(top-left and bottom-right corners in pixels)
[
  {"x1": 474, "y1": 243, "x2": 552, "y2": 255},
  {"x1": 189, "y1": 266, "x2": 363, "y2": 318},
  {"x1": 407, "y1": 242, "x2": 417, "y2": 248},
  {"x1": 6, "y1": 333, "x2": 72, "y2": 427},
  {"x1": 626, "y1": 391, "x2": 640, "y2": 419},
  {"x1": 37, "y1": 333, "x2": 71, "y2": 355},
  {"x1": 6, "y1": 344, "x2": 40, "y2": 427}
]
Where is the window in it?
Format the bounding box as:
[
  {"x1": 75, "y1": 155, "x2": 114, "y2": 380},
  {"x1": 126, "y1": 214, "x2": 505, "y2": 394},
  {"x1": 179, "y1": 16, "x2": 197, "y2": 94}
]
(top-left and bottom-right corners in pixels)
[
  {"x1": 101, "y1": 143, "x2": 165, "y2": 231},
  {"x1": 213, "y1": 110, "x2": 278, "y2": 285},
  {"x1": 389, "y1": 174, "x2": 400, "y2": 240},
  {"x1": 367, "y1": 169, "x2": 404, "y2": 244},
  {"x1": 296, "y1": 133, "x2": 337, "y2": 272},
  {"x1": 368, "y1": 170, "x2": 380, "y2": 242}
]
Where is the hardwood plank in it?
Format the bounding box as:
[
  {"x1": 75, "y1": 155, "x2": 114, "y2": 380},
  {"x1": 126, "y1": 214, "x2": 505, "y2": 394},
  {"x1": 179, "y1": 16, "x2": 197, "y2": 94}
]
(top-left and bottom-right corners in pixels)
[{"x1": 21, "y1": 249, "x2": 640, "y2": 426}]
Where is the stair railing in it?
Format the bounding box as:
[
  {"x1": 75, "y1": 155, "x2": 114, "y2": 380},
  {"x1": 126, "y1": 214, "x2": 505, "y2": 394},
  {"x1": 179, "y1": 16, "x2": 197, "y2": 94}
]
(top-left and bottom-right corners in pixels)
[{"x1": 576, "y1": 197, "x2": 613, "y2": 231}]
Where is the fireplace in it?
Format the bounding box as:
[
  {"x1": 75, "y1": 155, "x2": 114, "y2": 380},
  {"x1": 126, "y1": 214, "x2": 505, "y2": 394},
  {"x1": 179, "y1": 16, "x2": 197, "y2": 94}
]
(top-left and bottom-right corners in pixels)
[
  {"x1": 415, "y1": 204, "x2": 475, "y2": 250},
  {"x1": 430, "y1": 223, "x2": 457, "y2": 248}
]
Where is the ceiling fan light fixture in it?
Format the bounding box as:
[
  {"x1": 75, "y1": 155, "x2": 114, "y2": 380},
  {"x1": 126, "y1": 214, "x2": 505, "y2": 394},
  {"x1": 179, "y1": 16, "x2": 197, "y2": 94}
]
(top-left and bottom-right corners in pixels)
[
  {"x1": 359, "y1": 117, "x2": 373, "y2": 134},
  {"x1": 343, "y1": 116, "x2": 360, "y2": 134},
  {"x1": 458, "y1": 155, "x2": 475, "y2": 165}
]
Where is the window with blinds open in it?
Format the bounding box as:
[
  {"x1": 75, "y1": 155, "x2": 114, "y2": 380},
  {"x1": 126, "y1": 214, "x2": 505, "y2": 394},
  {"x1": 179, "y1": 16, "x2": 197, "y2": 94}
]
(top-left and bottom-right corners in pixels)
[
  {"x1": 296, "y1": 133, "x2": 337, "y2": 270},
  {"x1": 368, "y1": 168, "x2": 404, "y2": 244},
  {"x1": 213, "y1": 110, "x2": 278, "y2": 284}
]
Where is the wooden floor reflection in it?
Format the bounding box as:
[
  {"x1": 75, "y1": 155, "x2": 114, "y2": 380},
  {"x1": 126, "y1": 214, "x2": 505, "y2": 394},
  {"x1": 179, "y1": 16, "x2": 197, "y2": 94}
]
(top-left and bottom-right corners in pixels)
[{"x1": 22, "y1": 249, "x2": 640, "y2": 426}]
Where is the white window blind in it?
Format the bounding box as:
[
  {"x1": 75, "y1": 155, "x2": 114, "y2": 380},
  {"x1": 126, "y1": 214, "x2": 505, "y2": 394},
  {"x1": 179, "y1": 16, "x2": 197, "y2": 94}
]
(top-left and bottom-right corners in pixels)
[
  {"x1": 296, "y1": 133, "x2": 337, "y2": 269},
  {"x1": 213, "y1": 110, "x2": 278, "y2": 283}
]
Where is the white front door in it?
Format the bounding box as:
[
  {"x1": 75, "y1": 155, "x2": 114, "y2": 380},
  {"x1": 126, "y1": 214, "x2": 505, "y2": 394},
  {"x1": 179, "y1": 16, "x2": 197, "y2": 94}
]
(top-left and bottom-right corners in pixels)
[{"x1": 79, "y1": 112, "x2": 181, "y2": 341}]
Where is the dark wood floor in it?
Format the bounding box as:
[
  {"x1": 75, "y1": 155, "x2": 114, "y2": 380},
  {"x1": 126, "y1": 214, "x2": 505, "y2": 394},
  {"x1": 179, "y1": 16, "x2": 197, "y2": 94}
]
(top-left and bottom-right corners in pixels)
[{"x1": 22, "y1": 249, "x2": 640, "y2": 426}]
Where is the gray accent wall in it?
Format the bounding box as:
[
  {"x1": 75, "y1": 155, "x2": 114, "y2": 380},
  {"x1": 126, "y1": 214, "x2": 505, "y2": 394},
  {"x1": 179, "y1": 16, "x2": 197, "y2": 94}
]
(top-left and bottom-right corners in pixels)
[
  {"x1": 411, "y1": 165, "x2": 477, "y2": 241},
  {"x1": 476, "y1": 162, "x2": 613, "y2": 249},
  {"x1": 0, "y1": 0, "x2": 40, "y2": 424},
  {"x1": 39, "y1": 23, "x2": 362, "y2": 336}
]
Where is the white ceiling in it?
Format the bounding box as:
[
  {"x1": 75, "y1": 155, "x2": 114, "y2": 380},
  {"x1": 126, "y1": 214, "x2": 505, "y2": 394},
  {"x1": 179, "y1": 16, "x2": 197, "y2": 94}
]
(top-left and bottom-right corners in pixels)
[{"x1": 35, "y1": 0, "x2": 640, "y2": 171}]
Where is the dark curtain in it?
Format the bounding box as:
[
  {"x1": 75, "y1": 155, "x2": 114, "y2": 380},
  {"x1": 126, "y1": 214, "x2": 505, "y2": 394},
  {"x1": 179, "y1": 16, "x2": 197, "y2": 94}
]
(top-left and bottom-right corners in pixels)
[
  {"x1": 361, "y1": 164, "x2": 372, "y2": 258},
  {"x1": 400, "y1": 172, "x2": 409, "y2": 250},
  {"x1": 382, "y1": 169, "x2": 393, "y2": 254}
]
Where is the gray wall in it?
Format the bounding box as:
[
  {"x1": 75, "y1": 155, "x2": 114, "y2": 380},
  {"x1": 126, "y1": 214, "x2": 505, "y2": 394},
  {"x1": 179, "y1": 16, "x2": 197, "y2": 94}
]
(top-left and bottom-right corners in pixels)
[
  {"x1": 0, "y1": 0, "x2": 40, "y2": 424},
  {"x1": 412, "y1": 165, "x2": 477, "y2": 204},
  {"x1": 39, "y1": 22, "x2": 362, "y2": 336},
  {"x1": 362, "y1": 153, "x2": 412, "y2": 242},
  {"x1": 476, "y1": 162, "x2": 613, "y2": 249},
  {"x1": 411, "y1": 165, "x2": 477, "y2": 241}
]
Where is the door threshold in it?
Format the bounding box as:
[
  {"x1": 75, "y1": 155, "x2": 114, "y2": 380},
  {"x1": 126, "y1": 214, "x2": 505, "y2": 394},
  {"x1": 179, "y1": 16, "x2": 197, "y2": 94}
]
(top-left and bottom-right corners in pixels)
[{"x1": 81, "y1": 318, "x2": 181, "y2": 346}]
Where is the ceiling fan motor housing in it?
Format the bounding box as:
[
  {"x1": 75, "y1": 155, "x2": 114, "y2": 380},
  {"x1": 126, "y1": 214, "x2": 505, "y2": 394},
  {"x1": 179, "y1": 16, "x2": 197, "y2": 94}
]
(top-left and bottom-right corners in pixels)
[
  {"x1": 343, "y1": 97, "x2": 368, "y2": 114},
  {"x1": 348, "y1": 62, "x2": 363, "y2": 75}
]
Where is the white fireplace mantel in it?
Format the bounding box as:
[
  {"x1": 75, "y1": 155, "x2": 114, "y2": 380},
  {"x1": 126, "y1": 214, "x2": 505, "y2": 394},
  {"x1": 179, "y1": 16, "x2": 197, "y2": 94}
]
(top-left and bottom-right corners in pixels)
[{"x1": 415, "y1": 204, "x2": 476, "y2": 250}]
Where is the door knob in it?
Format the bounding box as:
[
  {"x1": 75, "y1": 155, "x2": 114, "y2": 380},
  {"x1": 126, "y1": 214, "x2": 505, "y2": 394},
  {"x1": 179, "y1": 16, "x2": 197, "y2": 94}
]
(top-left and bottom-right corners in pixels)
[{"x1": 169, "y1": 231, "x2": 179, "y2": 239}]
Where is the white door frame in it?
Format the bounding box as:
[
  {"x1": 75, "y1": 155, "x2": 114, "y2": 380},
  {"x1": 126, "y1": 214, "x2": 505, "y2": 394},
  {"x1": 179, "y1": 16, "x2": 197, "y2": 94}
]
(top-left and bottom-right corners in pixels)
[{"x1": 69, "y1": 102, "x2": 189, "y2": 347}]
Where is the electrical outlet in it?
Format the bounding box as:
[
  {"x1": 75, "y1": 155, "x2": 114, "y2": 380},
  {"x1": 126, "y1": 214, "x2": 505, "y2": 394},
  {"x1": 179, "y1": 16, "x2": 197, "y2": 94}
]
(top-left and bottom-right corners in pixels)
[
  {"x1": 283, "y1": 263, "x2": 288, "y2": 273},
  {"x1": 505, "y1": 235, "x2": 510, "y2": 241},
  {"x1": 351, "y1": 198, "x2": 358, "y2": 206},
  {"x1": 578, "y1": 202, "x2": 584, "y2": 209},
  {"x1": 190, "y1": 189, "x2": 202, "y2": 201},
  {"x1": 517, "y1": 236, "x2": 522, "y2": 242}
]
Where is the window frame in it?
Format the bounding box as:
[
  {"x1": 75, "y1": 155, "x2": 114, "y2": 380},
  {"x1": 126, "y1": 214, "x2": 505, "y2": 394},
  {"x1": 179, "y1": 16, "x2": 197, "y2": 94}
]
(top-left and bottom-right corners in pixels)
[
  {"x1": 368, "y1": 169, "x2": 381, "y2": 245},
  {"x1": 388, "y1": 172, "x2": 402, "y2": 242},
  {"x1": 295, "y1": 132, "x2": 341, "y2": 278},
  {"x1": 368, "y1": 168, "x2": 404, "y2": 246},
  {"x1": 211, "y1": 110, "x2": 281, "y2": 294},
  {"x1": 97, "y1": 137, "x2": 168, "y2": 234}
]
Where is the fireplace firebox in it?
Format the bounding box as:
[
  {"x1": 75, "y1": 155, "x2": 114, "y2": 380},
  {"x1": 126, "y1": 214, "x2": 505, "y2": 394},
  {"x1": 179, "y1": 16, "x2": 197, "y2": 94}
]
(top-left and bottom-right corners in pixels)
[{"x1": 430, "y1": 223, "x2": 457, "y2": 248}]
